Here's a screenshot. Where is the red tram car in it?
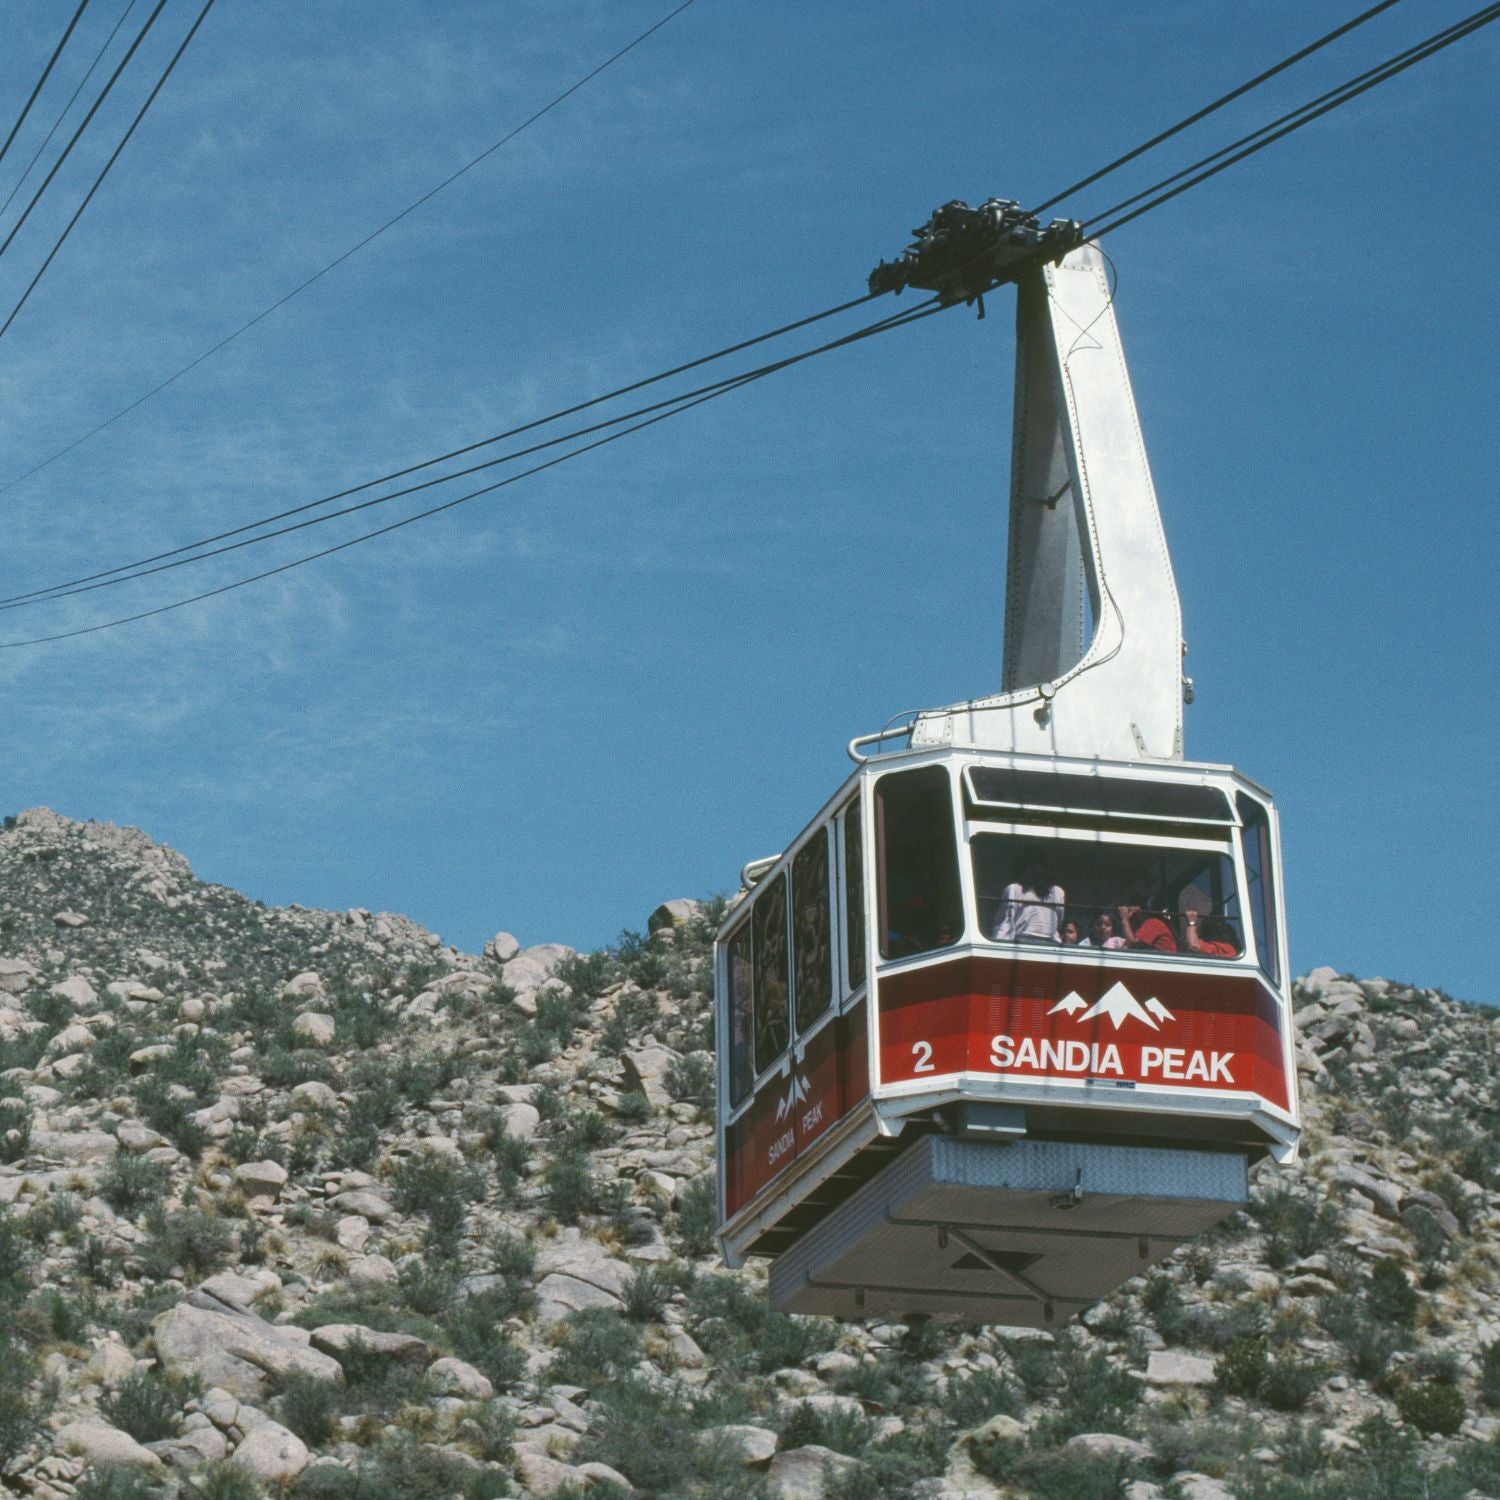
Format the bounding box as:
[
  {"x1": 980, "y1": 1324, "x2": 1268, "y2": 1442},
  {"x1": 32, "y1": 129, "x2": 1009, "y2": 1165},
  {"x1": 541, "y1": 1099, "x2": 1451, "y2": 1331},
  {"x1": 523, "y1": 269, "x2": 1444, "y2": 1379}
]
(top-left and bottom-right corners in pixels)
[{"x1": 714, "y1": 208, "x2": 1300, "y2": 1326}]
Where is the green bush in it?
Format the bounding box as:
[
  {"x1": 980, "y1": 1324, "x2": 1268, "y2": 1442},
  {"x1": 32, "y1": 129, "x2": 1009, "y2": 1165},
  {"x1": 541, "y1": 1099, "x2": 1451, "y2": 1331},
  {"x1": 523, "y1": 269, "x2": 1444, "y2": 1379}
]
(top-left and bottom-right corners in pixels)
[
  {"x1": 142, "y1": 1207, "x2": 233, "y2": 1281},
  {"x1": 275, "y1": 1371, "x2": 340, "y2": 1446},
  {"x1": 1367, "y1": 1258, "x2": 1419, "y2": 1330},
  {"x1": 445, "y1": 1291, "x2": 528, "y2": 1390},
  {"x1": 550, "y1": 1307, "x2": 643, "y2": 1388},
  {"x1": 1481, "y1": 1342, "x2": 1500, "y2": 1407},
  {"x1": 1040, "y1": 1345, "x2": 1139, "y2": 1442},
  {"x1": 0, "y1": 1098, "x2": 30, "y2": 1164},
  {"x1": 622, "y1": 1263, "x2": 679, "y2": 1324},
  {"x1": 614, "y1": 1091, "x2": 652, "y2": 1124},
  {"x1": 72, "y1": 1470, "x2": 163, "y2": 1500},
  {"x1": 101, "y1": 1369, "x2": 193, "y2": 1443},
  {"x1": 778, "y1": 1400, "x2": 873, "y2": 1455},
  {"x1": 192, "y1": 1463, "x2": 264, "y2": 1500},
  {"x1": 674, "y1": 1176, "x2": 718, "y2": 1258},
  {"x1": 666, "y1": 1052, "x2": 713, "y2": 1108},
  {"x1": 0, "y1": 1336, "x2": 37, "y2": 1470},
  {"x1": 1250, "y1": 1184, "x2": 1346, "y2": 1269},
  {"x1": 545, "y1": 1154, "x2": 599, "y2": 1225},
  {"x1": 1395, "y1": 1381, "x2": 1466, "y2": 1436},
  {"x1": 101, "y1": 1154, "x2": 173, "y2": 1216},
  {"x1": 0, "y1": 1210, "x2": 32, "y2": 1305},
  {"x1": 946, "y1": 1366, "x2": 1023, "y2": 1428},
  {"x1": 1261, "y1": 1352, "x2": 1327, "y2": 1412},
  {"x1": 686, "y1": 1274, "x2": 835, "y2": 1377},
  {"x1": 1218, "y1": 1335, "x2": 1271, "y2": 1398}
]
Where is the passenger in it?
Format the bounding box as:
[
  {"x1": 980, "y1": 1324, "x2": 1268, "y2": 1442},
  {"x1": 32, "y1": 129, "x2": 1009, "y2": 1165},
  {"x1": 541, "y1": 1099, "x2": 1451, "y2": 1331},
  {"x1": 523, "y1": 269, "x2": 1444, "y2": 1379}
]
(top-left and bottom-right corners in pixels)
[
  {"x1": 1118, "y1": 897, "x2": 1178, "y2": 953},
  {"x1": 1082, "y1": 911, "x2": 1126, "y2": 949},
  {"x1": 993, "y1": 861, "x2": 1064, "y2": 943},
  {"x1": 1185, "y1": 912, "x2": 1240, "y2": 957},
  {"x1": 1059, "y1": 919, "x2": 1082, "y2": 947}
]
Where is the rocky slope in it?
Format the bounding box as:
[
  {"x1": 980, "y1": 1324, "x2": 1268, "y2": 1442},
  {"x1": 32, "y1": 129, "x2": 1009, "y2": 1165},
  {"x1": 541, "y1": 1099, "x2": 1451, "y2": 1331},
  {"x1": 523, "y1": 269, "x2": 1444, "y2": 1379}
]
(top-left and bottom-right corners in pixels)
[{"x1": 0, "y1": 806, "x2": 1497, "y2": 1500}]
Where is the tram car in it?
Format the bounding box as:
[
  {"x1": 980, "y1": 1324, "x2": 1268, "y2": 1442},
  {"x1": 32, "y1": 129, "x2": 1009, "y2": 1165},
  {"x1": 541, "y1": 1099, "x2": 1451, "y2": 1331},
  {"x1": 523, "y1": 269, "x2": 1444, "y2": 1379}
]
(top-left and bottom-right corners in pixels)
[{"x1": 714, "y1": 207, "x2": 1300, "y2": 1326}]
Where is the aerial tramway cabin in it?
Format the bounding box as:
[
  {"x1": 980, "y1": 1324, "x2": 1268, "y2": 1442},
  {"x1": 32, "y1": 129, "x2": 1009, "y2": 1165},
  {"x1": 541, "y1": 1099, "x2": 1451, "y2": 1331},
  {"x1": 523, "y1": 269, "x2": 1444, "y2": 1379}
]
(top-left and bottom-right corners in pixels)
[{"x1": 714, "y1": 205, "x2": 1300, "y2": 1327}]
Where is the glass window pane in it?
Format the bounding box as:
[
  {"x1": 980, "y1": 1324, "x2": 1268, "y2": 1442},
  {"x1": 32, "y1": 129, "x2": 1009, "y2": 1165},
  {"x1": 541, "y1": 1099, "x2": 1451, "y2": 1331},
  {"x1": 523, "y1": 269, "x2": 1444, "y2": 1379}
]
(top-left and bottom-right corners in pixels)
[
  {"x1": 844, "y1": 798, "x2": 866, "y2": 994},
  {"x1": 971, "y1": 831, "x2": 1242, "y2": 958},
  {"x1": 792, "y1": 830, "x2": 832, "y2": 1032},
  {"x1": 727, "y1": 924, "x2": 754, "y2": 1107},
  {"x1": 876, "y1": 766, "x2": 963, "y2": 960},
  {"x1": 1237, "y1": 794, "x2": 1281, "y2": 984},
  {"x1": 752, "y1": 873, "x2": 790, "y2": 1073}
]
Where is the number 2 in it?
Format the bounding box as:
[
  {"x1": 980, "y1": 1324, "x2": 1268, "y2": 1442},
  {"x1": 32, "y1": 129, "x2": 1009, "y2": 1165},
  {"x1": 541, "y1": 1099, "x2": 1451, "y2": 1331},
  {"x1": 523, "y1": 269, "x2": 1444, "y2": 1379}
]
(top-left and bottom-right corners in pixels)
[{"x1": 911, "y1": 1040, "x2": 934, "y2": 1073}]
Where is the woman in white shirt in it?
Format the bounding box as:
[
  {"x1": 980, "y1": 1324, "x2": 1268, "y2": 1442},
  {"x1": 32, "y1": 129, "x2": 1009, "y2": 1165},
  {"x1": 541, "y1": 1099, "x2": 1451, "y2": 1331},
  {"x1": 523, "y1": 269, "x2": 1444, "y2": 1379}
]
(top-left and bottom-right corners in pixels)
[{"x1": 992, "y1": 862, "x2": 1064, "y2": 943}]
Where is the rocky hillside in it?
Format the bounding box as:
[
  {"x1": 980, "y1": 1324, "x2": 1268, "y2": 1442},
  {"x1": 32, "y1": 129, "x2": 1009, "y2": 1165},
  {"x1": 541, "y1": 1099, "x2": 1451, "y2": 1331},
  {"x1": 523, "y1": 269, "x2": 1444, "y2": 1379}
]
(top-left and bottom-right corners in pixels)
[{"x1": 0, "y1": 807, "x2": 1497, "y2": 1500}]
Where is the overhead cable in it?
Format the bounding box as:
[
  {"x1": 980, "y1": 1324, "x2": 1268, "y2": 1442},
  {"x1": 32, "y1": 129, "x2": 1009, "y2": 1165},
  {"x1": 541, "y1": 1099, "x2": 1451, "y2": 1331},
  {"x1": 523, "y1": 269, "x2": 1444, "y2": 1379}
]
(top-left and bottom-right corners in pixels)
[
  {"x1": 0, "y1": 0, "x2": 144, "y2": 223},
  {"x1": 0, "y1": 300, "x2": 946, "y2": 649},
  {"x1": 0, "y1": 0, "x2": 701, "y2": 497},
  {"x1": 0, "y1": 0, "x2": 217, "y2": 343},
  {"x1": 1028, "y1": 0, "x2": 1404, "y2": 215},
  {"x1": 0, "y1": 0, "x2": 169, "y2": 268},
  {"x1": 0, "y1": 289, "x2": 883, "y2": 607},
  {"x1": 1084, "y1": 0, "x2": 1500, "y2": 238},
  {"x1": 0, "y1": 0, "x2": 93, "y2": 174},
  {"x1": 0, "y1": 297, "x2": 935, "y2": 610}
]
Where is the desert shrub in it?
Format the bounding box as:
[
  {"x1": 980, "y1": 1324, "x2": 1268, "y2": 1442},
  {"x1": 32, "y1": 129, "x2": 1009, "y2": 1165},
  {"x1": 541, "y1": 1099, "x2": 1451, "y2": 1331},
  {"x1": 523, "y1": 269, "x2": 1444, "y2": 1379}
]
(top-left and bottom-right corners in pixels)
[
  {"x1": 778, "y1": 1400, "x2": 873, "y2": 1455},
  {"x1": 398, "y1": 1260, "x2": 461, "y2": 1319},
  {"x1": 0, "y1": 1336, "x2": 37, "y2": 1469},
  {"x1": 0, "y1": 1211, "x2": 32, "y2": 1305},
  {"x1": 550, "y1": 1307, "x2": 643, "y2": 1388},
  {"x1": 275, "y1": 1371, "x2": 339, "y2": 1446},
  {"x1": 1038, "y1": 1345, "x2": 1139, "y2": 1442},
  {"x1": 1006, "y1": 1339, "x2": 1057, "y2": 1399},
  {"x1": 686, "y1": 1273, "x2": 835, "y2": 1376},
  {"x1": 1367, "y1": 1258, "x2": 1419, "y2": 1330},
  {"x1": 614, "y1": 1091, "x2": 651, "y2": 1124},
  {"x1": 134, "y1": 1080, "x2": 209, "y2": 1158},
  {"x1": 0, "y1": 1097, "x2": 30, "y2": 1163},
  {"x1": 946, "y1": 1366, "x2": 1023, "y2": 1428},
  {"x1": 391, "y1": 1155, "x2": 484, "y2": 1255},
  {"x1": 28, "y1": 1190, "x2": 85, "y2": 1242},
  {"x1": 674, "y1": 1175, "x2": 718, "y2": 1258},
  {"x1": 101, "y1": 1154, "x2": 172, "y2": 1215},
  {"x1": 666, "y1": 1052, "x2": 713, "y2": 1108},
  {"x1": 72, "y1": 1471, "x2": 163, "y2": 1500},
  {"x1": 622, "y1": 1263, "x2": 679, "y2": 1324},
  {"x1": 192, "y1": 1463, "x2": 264, "y2": 1500},
  {"x1": 1250, "y1": 1184, "x2": 1346, "y2": 1269},
  {"x1": 1261, "y1": 1351, "x2": 1327, "y2": 1412},
  {"x1": 32, "y1": 1286, "x2": 102, "y2": 1343},
  {"x1": 1395, "y1": 1381, "x2": 1466, "y2": 1436},
  {"x1": 102, "y1": 1369, "x2": 194, "y2": 1443},
  {"x1": 445, "y1": 1291, "x2": 528, "y2": 1390},
  {"x1": 545, "y1": 1154, "x2": 599, "y2": 1225},
  {"x1": 1322, "y1": 1289, "x2": 1405, "y2": 1380},
  {"x1": 1481, "y1": 1342, "x2": 1500, "y2": 1407},
  {"x1": 489, "y1": 1230, "x2": 536, "y2": 1283},
  {"x1": 555, "y1": 951, "x2": 615, "y2": 1000},
  {"x1": 1005, "y1": 1448, "x2": 1138, "y2": 1500},
  {"x1": 1217, "y1": 1335, "x2": 1271, "y2": 1398},
  {"x1": 142, "y1": 1207, "x2": 233, "y2": 1281},
  {"x1": 1141, "y1": 1273, "x2": 1188, "y2": 1341}
]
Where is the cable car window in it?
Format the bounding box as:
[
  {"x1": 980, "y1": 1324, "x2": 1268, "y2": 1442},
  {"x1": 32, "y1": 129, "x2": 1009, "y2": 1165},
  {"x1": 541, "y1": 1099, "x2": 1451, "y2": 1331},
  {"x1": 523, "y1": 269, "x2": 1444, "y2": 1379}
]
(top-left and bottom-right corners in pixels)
[
  {"x1": 726, "y1": 923, "x2": 754, "y2": 1107},
  {"x1": 967, "y1": 767, "x2": 1233, "y2": 825},
  {"x1": 1237, "y1": 794, "x2": 1281, "y2": 985},
  {"x1": 971, "y1": 832, "x2": 1243, "y2": 958},
  {"x1": 792, "y1": 830, "x2": 832, "y2": 1032},
  {"x1": 876, "y1": 766, "x2": 963, "y2": 960},
  {"x1": 752, "y1": 873, "x2": 790, "y2": 1073},
  {"x1": 844, "y1": 798, "x2": 866, "y2": 994}
]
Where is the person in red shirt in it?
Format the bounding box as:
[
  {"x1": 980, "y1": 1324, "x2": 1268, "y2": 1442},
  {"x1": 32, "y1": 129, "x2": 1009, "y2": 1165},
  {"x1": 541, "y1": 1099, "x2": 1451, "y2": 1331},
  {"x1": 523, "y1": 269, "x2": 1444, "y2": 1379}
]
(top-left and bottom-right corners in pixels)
[
  {"x1": 1118, "y1": 899, "x2": 1178, "y2": 953},
  {"x1": 1184, "y1": 913, "x2": 1239, "y2": 958}
]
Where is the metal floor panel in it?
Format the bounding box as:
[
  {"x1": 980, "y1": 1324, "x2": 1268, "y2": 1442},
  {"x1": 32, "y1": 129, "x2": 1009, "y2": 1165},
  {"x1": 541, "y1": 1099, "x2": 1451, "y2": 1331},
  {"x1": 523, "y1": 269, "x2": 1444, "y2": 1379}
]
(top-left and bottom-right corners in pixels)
[{"x1": 769, "y1": 1134, "x2": 1246, "y2": 1325}]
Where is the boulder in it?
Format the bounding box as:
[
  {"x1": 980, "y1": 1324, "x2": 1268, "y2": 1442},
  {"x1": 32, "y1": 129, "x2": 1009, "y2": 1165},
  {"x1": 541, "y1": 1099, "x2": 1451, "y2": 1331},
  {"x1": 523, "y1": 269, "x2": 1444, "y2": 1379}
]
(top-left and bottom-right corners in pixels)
[
  {"x1": 53, "y1": 909, "x2": 89, "y2": 928},
  {"x1": 292, "y1": 1011, "x2": 336, "y2": 1045},
  {"x1": 648, "y1": 898, "x2": 703, "y2": 932},
  {"x1": 290, "y1": 1080, "x2": 339, "y2": 1111},
  {"x1": 623, "y1": 1045, "x2": 681, "y2": 1109},
  {"x1": 337, "y1": 1215, "x2": 371, "y2": 1252},
  {"x1": 311, "y1": 1323, "x2": 433, "y2": 1369},
  {"x1": 515, "y1": 1450, "x2": 593, "y2": 1498},
  {"x1": 229, "y1": 1420, "x2": 309, "y2": 1484},
  {"x1": 331, "y1": 1189, "x2": 394, "y2": 1223},
  {"x1": 768, "y1": 1444, "x2": 859, "y2": 1498},
  {"x1": 349, "y1": 1253, "x2": 398, "y2": 1286},
  {"x1": 1144, "y1": 1351, "x2": 1216, "y2": 1387},
  {"x1": 50, "y1": 975, "x2": 96, "y2": 1009},
  {"x1": 56, "y1": 1420, "x2": 163, "y2": 1472},
  {"x1": 235, "y1": 1160, "x2": 288, "y2": 1201},
  {"x1": 504, "y1": 943, "x2": 576, "y2": 1012},
  {"x1": 28, "y1": 1129, "x2": 116, "y2": 1163},
  {"x1": 153, "y1": 1289, "x2": 344, "y2": 1400},
  {"x1": 498, "y1": 1101, "x2": 541, "y2": 1141},
  {"x1": 0, "y1": 958, "x2": 35, "y2": 994},
  {"x1": 1065, "y1": 1433, "x2": 1152, "y2": 1462},
  {"x1": 1331, "y1": 1163, "x2": 1403, "y2": 1220},
  {"x1": 487, "y1": 931, "x2": 521, "y2": 963},
  {"x1": 427, "y1": 1356, "x2": 494, "y2": 1400},
  {"x1": 701, "y1": 1424, "x2": 778, "y2": 1466},
  {"x1": 281, "y1": 972, "x2": 324, "y2": 1001}
]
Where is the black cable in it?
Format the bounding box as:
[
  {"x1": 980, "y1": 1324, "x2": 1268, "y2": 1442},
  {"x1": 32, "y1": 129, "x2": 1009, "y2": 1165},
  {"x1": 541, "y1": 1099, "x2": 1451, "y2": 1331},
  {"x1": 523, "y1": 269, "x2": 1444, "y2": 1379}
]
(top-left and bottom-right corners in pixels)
[
  {"x1": 1085, "y1": 1, "x2": 1500, "y2": 239},
  {"x1": 0, "y1": 0, "x2": 142, "y2": 222},
  {"x1": 0, "y1": 0, "x2": 93, "y2": 173},
  {"x1": 0, "y1": 0, "x2": 701, "y2": 498},
  {"x1": 1080, "y1": 2, "x2": 1488, "y2": 231},
  {"x1": 0, "y1": 289, "x2": 883, "y2": 607},
  {"x1": 1028, "y1": 0, "x2": 1404, "y2": 215},
  {"x1": 0, "y1": 0, "x2": 169, "y2": 267},
  {"x1": 0, "y1": 301, "x2": 948, "y2": 649},
  {"x1": 1, "y1": 298, "x2": 939, "y2": 611},
  {"x1": 0, "y1": 0, "x2": 217, "y2": 343}
]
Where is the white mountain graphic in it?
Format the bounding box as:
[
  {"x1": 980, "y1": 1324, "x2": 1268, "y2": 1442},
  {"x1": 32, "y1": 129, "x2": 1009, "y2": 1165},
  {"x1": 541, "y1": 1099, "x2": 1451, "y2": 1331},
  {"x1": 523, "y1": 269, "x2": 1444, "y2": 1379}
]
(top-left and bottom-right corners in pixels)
[
  {"x1": 775, "y1": 1072, "x2": 812, "y2": 1123},
  {"x1": 1073, "y1": 980, "x2": 1173, "y2": 1031},
  {"x1": 1046, "y1": 992, "x2": 1088, "y2": 1018}
]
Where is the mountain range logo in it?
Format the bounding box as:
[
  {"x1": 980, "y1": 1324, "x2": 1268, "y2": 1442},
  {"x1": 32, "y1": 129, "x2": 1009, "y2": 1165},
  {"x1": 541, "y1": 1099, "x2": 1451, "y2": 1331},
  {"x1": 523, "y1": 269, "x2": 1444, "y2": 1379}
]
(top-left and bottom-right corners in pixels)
[
  {"x1": 775, "y1": 1071, "x2": 813, "y2": 1123},
  {"x1": 1047, "y1": 980, "x2": 1174, "y2": 1031}
]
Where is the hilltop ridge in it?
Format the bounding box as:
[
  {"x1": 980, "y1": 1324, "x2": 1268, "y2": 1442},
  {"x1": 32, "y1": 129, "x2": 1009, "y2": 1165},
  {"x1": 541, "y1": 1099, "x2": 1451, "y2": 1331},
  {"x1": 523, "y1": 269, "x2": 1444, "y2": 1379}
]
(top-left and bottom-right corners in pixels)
[{"x1": 0, "y1": 808, "x2": 1497, "y2": 1499}]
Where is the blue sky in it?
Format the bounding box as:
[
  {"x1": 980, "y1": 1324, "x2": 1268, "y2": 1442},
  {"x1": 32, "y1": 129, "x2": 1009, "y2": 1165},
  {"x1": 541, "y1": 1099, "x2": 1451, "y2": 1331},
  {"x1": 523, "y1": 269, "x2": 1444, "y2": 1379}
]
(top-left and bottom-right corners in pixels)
[{"x1": 0, "y1": 0, "x2": 1495, "y2": 1003}]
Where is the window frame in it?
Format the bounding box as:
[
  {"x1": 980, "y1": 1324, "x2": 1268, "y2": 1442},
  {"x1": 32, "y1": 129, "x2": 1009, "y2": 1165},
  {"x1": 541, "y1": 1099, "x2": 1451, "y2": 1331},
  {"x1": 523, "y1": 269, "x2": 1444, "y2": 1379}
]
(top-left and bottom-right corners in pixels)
[
  {"x1": 791, "y1": 827, "x2": 833, "y2": 1034},
  {"x1": 1236, "y1": 792, "x2": 1282, "y2": 985},
  {"x1": 751, "y1": 870, "x2": 791, "y2": 1076},
  {"x1": 874, "y1": 762, "x2": 965, "y2": 963}
]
